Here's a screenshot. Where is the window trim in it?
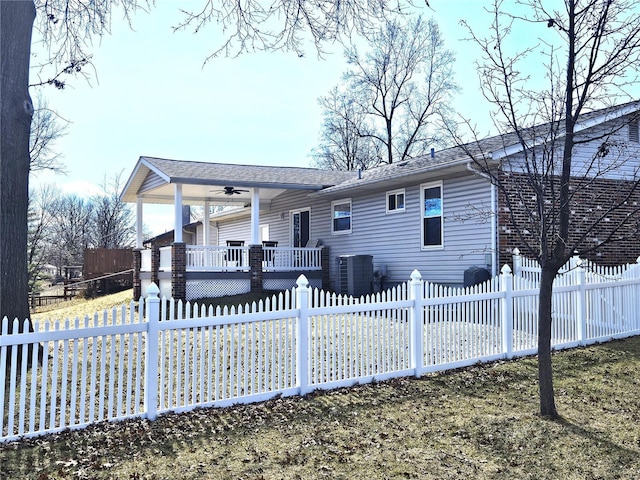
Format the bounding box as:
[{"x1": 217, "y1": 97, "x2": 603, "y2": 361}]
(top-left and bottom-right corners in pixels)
[
  {"x1": 331, "y1": 198, "x2": 352, "y2": 235},
  {"x1": 420, "y1": 181, "x2": 444, "y2": 250},
  {"x1": 386, "y1": 188, "x2": 406, "y2": 214}
]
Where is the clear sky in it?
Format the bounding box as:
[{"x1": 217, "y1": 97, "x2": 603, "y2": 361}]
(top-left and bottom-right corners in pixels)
[{"x1": 28, "y1": 2, "x2": 509, "y2": 234}]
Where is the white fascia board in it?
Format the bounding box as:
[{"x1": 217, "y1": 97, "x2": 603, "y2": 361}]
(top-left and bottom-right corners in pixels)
[
  {"x1": 574, "y1": 103, "x2": 640, "y2": 132},
  {"x1": 490, "y1": 140, "x2": 534, "y2": 161}
]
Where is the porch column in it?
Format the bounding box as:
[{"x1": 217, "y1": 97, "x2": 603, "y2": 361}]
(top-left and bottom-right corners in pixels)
[
  {"x1": 249, "y1": 244, "x2": 263, "y2": 293},
  {"x1": 151, "y1": 245, "x2": 160, "y2": 286},
  {"x1": 136, "y1": 197, "x2": 144, "y2": 248},
  {"x1": 321, "y1": 246, "x2": 330, "y2": 290},
  {"x1": 171, "y1": 242, "x2": 186, "y2": 301},
  {"x1": 203, "y1": 200, "x2": 211, "y2": 246},
  {"x1": 251, "y1": 187, "x2": 260, "y2": 245},
  {"x1": 132, "y1": 249, "x2": 142, "y2": 299},
  {"x1": 174, "y1": 183, "x2": 183, "y2": 243}
]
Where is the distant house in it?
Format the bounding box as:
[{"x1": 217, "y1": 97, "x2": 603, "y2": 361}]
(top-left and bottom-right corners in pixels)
[{"x1": 121, "y1": 101, "x2": 640, "y2": 301}]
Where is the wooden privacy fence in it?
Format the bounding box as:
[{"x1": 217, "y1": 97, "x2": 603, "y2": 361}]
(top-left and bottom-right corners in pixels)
[{"x1": 2, "y1": 257, "x2": 640, "y2": 442}]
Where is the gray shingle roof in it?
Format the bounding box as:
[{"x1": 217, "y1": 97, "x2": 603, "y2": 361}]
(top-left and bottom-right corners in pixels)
[
  {"x1": 317, "y1": 100, "x2": 640, "y2": 194},
  {"x1": 142, "y1": 156, "x2": 357, "y2": 189},
  {"x1": 122, "y1": 100, "x2": 640, "y2": 203}
]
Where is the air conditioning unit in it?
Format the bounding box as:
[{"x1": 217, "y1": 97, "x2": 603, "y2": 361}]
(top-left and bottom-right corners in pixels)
[{"x1": 337, "y1": 255, "x2": 374, "y2": 297}]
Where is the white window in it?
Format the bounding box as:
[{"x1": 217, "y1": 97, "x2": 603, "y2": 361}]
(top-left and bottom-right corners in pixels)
[
  {"x1": 421, "y1": 182, "x2": 443, "y2": 249},
  {"x1": 386, "y1": 189, "x2": 405, "y2": 213},
  {"x1": 629, "y1": 120, "x2": 639, "y2": 143},
  {"x1": 331, "y1": 199, "x2": 352, "y2": 234},
  {"x1": 259, "y1": 224, "x2": 270, "y2": 243}
]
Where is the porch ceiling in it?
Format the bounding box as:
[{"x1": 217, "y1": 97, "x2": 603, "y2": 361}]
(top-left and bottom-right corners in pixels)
[{"x1": 134, "y1": 182, "x2": 286, "y2": 206}]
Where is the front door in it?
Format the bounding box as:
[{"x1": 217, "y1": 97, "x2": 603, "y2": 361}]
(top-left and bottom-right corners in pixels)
[{"x1": 291, "y1": 209, "x2": 310, "y2": 247}]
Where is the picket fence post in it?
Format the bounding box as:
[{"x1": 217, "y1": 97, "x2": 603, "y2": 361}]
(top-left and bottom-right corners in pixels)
[
  {"x1": 409, "y1": 270, "x2": 423, "y2": 376},
  {"x1": 512, "y1": 248, "x2": 522, "y2": 277},
  {"x1": 635, "y1": 258, "x2": 640, "y2": 333},
  {"x1": 574, "y1": 261, "x2": 587, "y2": 346},
  {"x1": 144, "y1": 283, "x2": 160, "y2": 421},
  {"x1": 296, "y1": 275, "x2": 310, "y2": 395},
  {"x1": 501, "y1": 264, "x2": 514, "y2": 358}
]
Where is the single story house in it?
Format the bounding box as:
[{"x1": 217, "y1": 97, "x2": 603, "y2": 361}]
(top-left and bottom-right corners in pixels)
[{"x1": 121, "y1": 101, "x2": 640, "y2": 301}]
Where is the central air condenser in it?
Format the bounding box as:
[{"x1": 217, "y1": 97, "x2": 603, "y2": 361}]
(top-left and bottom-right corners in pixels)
[{"x1": 337, "y1": 254, "x2": 374, "y2": 297}]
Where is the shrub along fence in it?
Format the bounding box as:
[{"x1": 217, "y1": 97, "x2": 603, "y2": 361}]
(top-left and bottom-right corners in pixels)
[{"x1": 2, "y1": 255, "x2": 640, "y2": 443}]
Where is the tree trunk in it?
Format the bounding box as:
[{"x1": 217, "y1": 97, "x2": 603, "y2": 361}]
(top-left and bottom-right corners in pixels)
[
  {"x1": 538, "y1": 264, "x2": 558, "y2": 417},
  {"x1": 0, "y1": 2, "x2": 37, "y2": 341}
]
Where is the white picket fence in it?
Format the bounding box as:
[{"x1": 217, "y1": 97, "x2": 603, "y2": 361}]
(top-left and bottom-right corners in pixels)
[{"x1": 2, "y1": 257, "x2": 640, "y2": 443}]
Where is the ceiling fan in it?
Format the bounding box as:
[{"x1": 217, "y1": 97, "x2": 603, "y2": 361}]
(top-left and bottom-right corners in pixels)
[{"x1": 213, "y1": 186, "x2": 250, "y2": 196}]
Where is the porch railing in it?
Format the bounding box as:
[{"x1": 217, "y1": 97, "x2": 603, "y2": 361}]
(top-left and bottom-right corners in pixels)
[
  {"x1": 186, "y1": 246, "x2": 250, "y2": 272},
  {"x1": 262, "y1": 246, "x2": 323, "y2": 271},
  {"x1": 140, "y1": 245, "x2": 324, "y2": 273}
]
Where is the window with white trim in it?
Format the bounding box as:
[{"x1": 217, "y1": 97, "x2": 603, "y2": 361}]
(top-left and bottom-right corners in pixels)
[
  {"x1": 386, "y1": 189, "x2": 405, "y2": 213},
  {"x1": 331, "y1": 199, "x2": 352, "y2": 234},
  {"x1": 421, "y1": 182, "x2": 443, "y2": 248}
]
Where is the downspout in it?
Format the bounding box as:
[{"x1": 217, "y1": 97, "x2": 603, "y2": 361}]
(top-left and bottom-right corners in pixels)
[{"x1": 466, "y1": 162, "x2": 497, "y2": 277}]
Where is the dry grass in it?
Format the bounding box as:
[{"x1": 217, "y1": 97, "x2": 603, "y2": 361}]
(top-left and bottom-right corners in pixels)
[
  {"x1": 31, "y1": 289, "x2": 137, "y2": 322},
  {"x1": 2, "y1": 292, "x2": 639, "y2": 479}
]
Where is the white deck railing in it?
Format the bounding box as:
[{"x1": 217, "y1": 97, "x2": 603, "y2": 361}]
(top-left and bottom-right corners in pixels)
[
  {"x1": 183, "y1": 245, "x2": 322, "y2": 272},
  {"x1": 262, "y1": 246, "x2": 322, "y2": 271},
  {"x1": 185, "y1": 246, "x2": 250, "y2": 272}
]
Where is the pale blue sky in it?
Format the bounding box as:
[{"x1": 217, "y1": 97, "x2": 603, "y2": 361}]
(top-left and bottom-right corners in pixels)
[{"x1": 28, "y1": 1, "x2": 508, "y2": 234}]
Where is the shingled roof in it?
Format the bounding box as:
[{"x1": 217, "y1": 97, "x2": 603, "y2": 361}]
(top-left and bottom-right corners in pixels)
[
  {"x1": 314, "y1": 99, "x2": 640, "y2": 195},
  {"x1": 120, "y1": 156, "x2": 357, "y2": 203},
  {"x1": 121, "y1": 100, "x2": 640, "y2": 204},
  {"x1": 141, "y1": 156, "x2": 356, "y2": 189}
]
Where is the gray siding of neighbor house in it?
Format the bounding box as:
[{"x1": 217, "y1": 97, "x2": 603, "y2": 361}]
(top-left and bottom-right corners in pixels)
[{"x1": 213, "y1": 173, "x2": 494, "y2": 290}]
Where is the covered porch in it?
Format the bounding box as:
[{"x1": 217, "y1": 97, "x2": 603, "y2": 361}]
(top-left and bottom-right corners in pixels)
[
  {"x1": 134, "y1": 242, "x2": 327, "y2": 300},
  {"x1": 121, "y1": 157, "x2": 352, "y2": 300}
]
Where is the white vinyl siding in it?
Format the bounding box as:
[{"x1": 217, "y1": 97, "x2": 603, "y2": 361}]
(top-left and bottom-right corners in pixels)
[
  {"x1": 214, "y1": 174, "x2": 493, "y2": 288},
  {"x1": 504, "y1": 116, "x2": 640, "y2": 181}
]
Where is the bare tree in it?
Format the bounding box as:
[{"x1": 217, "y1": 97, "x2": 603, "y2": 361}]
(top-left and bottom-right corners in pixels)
[
  {"x1": 312, "y1": 86, "x2": 382, "y2": 171},
  {"x1": 1, "y1": 2, "x2": 37, "y2": 336},
  {"x1": 458, "y1": 0, "x2": 640, "y2": 417},
  {"x1": 175, "y1": 0, "x2": 415, "y2": 60},
  {"x1": 91, "y1": 173, "x2": 136, "y2": 249},
  {"x1": 27, "y1": 184, "x2": 62, "y2": 294},
  {"x1": 49, "y1": 194, "x2": 95, "y2": 270},
  {"x1": 324, "y1": 16, "x2": 456, "y2": 166},
  {"x1": 29, "y1": 94, "x2": 68, "y2": 174}
]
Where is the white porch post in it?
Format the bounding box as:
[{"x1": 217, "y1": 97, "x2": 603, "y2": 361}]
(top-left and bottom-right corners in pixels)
[
  {"x1": 136, "y1": 197, "x2": 143, "y2": 248},
  {"x1": 203, "y1": 200, "x2": 211, "y2": 246},
  {"x1": 251, "y1": 187, "x2": 260, "y2": 245},
  {"x1": 174, "y1": 183, "x2": 183, "y2": 243}
]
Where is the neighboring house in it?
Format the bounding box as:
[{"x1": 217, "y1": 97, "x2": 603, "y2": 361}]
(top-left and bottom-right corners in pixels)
[
  {"x1": 121, "y1": 101, "x2": 640, "y2": 301},
  {"x1": 143, "y1": 221, "x2": 202, "y2": 248}
]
